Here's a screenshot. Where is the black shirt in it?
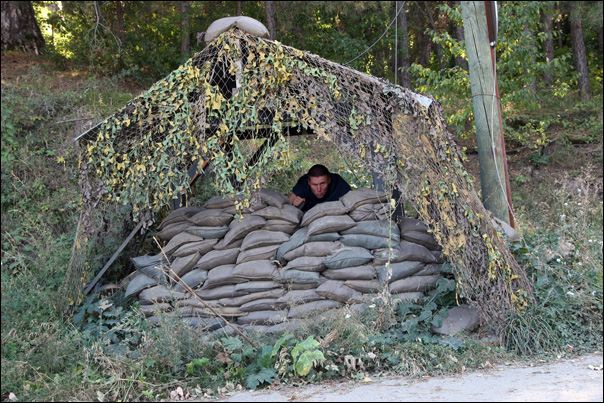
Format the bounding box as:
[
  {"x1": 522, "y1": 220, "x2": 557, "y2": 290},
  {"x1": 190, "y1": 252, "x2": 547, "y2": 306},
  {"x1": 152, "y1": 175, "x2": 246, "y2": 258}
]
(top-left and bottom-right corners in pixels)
[{"x1": 292, "y1": 173, "x2": 351, "y2": 212}]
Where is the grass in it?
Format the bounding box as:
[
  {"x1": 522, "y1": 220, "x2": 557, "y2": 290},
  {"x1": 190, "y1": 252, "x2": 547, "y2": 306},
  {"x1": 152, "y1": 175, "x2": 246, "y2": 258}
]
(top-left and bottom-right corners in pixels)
[{"x1": 1, "y1": 53, "x2": 602, "y2": 401}]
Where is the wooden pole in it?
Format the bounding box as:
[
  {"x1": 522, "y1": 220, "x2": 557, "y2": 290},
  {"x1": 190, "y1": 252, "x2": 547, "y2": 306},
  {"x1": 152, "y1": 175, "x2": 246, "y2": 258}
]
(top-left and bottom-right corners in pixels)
[{"x1": 461, "y1": 1, "x2": 510, "y2": 225}]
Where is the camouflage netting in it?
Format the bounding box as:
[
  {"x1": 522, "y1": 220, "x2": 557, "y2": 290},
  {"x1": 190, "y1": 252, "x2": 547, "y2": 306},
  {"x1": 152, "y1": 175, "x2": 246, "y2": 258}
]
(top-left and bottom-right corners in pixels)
[{"x1": 70, "y1": 28, "x2": 533, "y2": 332}]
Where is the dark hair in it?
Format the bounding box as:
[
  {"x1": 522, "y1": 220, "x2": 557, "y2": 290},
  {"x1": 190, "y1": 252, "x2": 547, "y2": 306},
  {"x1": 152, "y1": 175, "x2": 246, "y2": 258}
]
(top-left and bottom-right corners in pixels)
[{"x1": 308, "y1": 164, "x2": 330, "y2": 178}]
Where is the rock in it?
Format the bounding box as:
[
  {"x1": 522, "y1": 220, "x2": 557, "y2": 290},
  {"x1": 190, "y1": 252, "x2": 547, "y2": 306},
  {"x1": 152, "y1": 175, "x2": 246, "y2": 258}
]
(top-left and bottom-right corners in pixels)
[{"x1": 430, "y1": 304, "x2": 481, "y2": 335}]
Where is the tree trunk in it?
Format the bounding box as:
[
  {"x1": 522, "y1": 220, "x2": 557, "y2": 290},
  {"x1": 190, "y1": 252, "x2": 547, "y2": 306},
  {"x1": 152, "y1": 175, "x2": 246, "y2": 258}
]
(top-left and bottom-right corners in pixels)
[
  {"x1": 423, "y1": 1, "x2": 444, "y2": 71},
  {"x1": 237, "y1": 1, "x2": 243, "y2": 16},
  {"x1": 180, "y1": 1, "x2": 191, "y2": 58},
  {"x1": 1, "y1": 1, "x2": 45, "y2": 54},
  {"x1": 569, "y1": 4, "x2": 590, "y2": 101},
  {"x1": 265, "y1": 1, "x2": 277, "y2": 40},
  {"x1": 115, "y1": 1, "x2": 125, "y2": 45},
  {"x1": 396, "y1": 1, "x2": 412, "y2": 89},
  {"x1": 524, "y1": 23, "x2": 538, "y2": 97},
  {"x1": 542, "y1": 3, "x2": 555, "y2": 85},
  {"x1": 453, "y1": 1, "x2": 468, "y2": 70}
]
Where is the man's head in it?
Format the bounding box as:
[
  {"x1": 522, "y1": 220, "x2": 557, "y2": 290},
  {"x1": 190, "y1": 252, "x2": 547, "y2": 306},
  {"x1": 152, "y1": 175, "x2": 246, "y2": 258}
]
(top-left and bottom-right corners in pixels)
[{"x1": 307, "y1": 164, "x2": 331, "y2": 199}]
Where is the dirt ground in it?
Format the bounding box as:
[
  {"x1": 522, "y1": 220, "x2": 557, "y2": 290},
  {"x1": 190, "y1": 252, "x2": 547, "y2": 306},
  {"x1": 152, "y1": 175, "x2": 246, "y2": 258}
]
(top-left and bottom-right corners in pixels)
[{"x1": 189, "y1": 352, "x2": 603, "y2": 402}]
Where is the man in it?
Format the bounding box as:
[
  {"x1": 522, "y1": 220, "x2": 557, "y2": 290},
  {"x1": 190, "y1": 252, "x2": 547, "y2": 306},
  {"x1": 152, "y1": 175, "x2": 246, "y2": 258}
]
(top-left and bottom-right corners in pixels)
[{"x1": 289, "y1": 164, "x2": 351, "y2": 212}]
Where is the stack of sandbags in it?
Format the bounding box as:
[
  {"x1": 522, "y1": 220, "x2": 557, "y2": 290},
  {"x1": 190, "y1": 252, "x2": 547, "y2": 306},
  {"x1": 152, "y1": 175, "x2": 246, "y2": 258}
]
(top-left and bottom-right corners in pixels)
[{"x1": 124, "y1": 187, "x2": 448, "y2": 330}]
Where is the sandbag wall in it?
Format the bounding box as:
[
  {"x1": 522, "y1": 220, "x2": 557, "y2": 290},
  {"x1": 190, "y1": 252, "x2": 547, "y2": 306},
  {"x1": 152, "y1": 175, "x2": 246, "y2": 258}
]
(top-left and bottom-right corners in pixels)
[{"x1": 125, "y1": 188, "x2": 447, "y2": 331}]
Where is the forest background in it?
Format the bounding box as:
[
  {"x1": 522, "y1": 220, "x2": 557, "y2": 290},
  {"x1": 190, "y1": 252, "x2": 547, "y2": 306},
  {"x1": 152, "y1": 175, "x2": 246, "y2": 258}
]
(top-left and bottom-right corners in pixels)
[{"x1": 1, "y1": 1, "x2": 602, "y2": 401}]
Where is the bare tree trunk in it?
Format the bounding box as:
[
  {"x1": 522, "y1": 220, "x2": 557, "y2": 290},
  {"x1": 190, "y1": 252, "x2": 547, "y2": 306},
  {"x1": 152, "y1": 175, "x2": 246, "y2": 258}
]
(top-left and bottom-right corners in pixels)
[
  {"x1": 115, "y1": 1, "x2": 125, "y2": 45},
  {"x1": 396, "y1": 1, "x2": 412, "y2": 89},
  {"x1": 542, "y1": 3, "x2": 555, "y2": 85},
  {"x1": 569, "y1": 4, "x2": 590, "y2": 101},
  {"x1": 423, "y1": 1, "x2": 444, "y2": 71},
  {"x1": 1, "y1": 0, "x2": 45, "y2": 53},
  {"x1": 237, "y1": 1, "x2": 243, "y2": 16},
  {"x1": 265, "y1": 1, "x2": 277, "y2": 40},
  {"x1": 180, "y1": 1, "x2": 191, "y2": 58},
  {"x1": 524, "y1": 23, "x2": 538, "y2": 97},
  {"x1": 453, "y1": 1, "x2": 468, "y2": 70}
]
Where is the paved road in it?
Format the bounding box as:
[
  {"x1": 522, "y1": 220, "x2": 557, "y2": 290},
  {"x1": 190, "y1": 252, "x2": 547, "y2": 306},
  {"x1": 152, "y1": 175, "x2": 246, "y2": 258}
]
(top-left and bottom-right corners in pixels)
[{"x1": 204, "y1": 353, "x2": 603, "y2": 402}]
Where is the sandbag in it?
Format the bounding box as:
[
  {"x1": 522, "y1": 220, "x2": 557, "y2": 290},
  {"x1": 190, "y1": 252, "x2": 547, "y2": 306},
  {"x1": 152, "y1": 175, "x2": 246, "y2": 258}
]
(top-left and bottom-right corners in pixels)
[
  {"x1": 173, "y1": 268, "x2": 208, "y2": 292},
  {"x1": 223, "y1": 200, "x2": 267, "y2": 215},
  {"x1": 316, "y1": 280, "x2": 364, "y2": 304},
  {"x1": 204, "y1": 16, "x2": 270, "y2": 44},
  {"x1": 262, "y1": 219, "x2": 298, "y2": 234},
  {"x1": 388, "y1": 274, "x2": 441, "y2": 294},
  {"x1": 322, "y1": 265, "x2": 376, "y2": 281},
  {"x1": 158, "y1": 206, "x2": 204, "y2": 230},
  {"x1": 391, "y1": 292, "x2": 425, "y2": 302},
  {"x1": 372, "y1": 247, "x2": 405, "y2": 266},
  {"x1": 218, "y1": 288, "x2": 285, "y2": 307},
  {"x1": 195, "y1": 284, "x2": 248, "y2": 300},
  {"x1": 306, "y1": 232, "x2": 341, "y2": 242},
  {"x1": 288, "y1": 300, "x2": 343, "y2": 319},
  {"x1": 232, "y1": 259, "x2": 278, "y2": 280},
  {"x1": 341, "y1": 220, "x2": 400, "y2": 240},
  {"x1": 172, "y1": 239, "x2": 218, "y2": 258},
  {"x1": 257, "y1": 188, "x2": 290, "y2": 208},
  {"x1": 240, "y1": 298, "x2": 282, "y2": 312},
  {"x1": 398, "y1": 240, "x2": 438, "y2": 263},
  {"x1": 323, "y1": 247, "x2": 373, "y2": 270},
  {"x1": 300, "y1": 201, "x2": 348, "y2": 227},
  {"x1": 275, "y1": 227, "x2": 308, "y2": 263},
  {"x1": 171, "y1": 252, "x2": 201, "y2": 277},
  {"x1": 195, "y1": 247, "x2": 240, "y2": 271},
  {"x1": 130, "y1": 254, "x2": 167, "y2": 270},
  {"x1": 234, "y1": 281, "x2": 281, "y2": 293},
  {"x1": 415, "y1": 263, "x2": 444, "y2": 276},
  {"x1": 184, "y1": 226, "x2": 229, "y2": 239},
  {"x1": 275, "y1": 268, "x2": 321, "y2": 284},
  {"x1": 344, "y1": 279, "x2": 381, "y2": 294},
  {"x1": 188, "y1": 209, "x2": 234, "y2": 227},
  {"x1": 398, "y1": 216, "x2": 430, "y2": 233},
  {"x1": 222, "y1": 215, "x2": 266, "y2": 247},
  {"x1": 138, "y1": 302, "x2": 172, "y2": 317},
  {"x1": 340, "y1": 187, "x2": 388, "y2": 211},
  {"x1": 376, "y1": 261, "x2": 425, "y2": 284},
  {"x1": 236, "y1": 244, "x2": 279, "y2": 264},
  {"x1": 213, "y1": 237, "x2": 244, "y2": 251},
  {"x1": 283, "y1": 256, "x2": 326, "y2": 272},
  {"x1": 275, "y1": 289, "x2": 324, "y2": 306},
  {"x1": 157, "y1": 221, "x2": 192, "y2": 241},
  {"x1": 307, "y1": 215, "x2": 356, "y2": 237},
  {"x1": 237, "y1": 309, "x2": 288, "y2": 325},
  {"x1": 201, "y1": 264, "x2": 241, "y2": 289},
  {"x1": 252, "y1": 205, "x2": 302, "y2": 224},
  {"x1": 401, "y1": 231, "x2": 441, "y2": 250},
  {"x1": 348, "y1": 203, "x2": 378, "y2": 222},
  {"x1": 203, "y1": 195, "x2": 240, "y2": 209},
  {"x1": 240, "y1": 230, "x2": 290, "y2": 251},
  {"x1": 125, "y1": 272, "x2": 159, "y2": 298},
  {"x1": 162, "y1": 232, "x2": 204, "y2": 255},
  {"x1": 282, "y1": 241, "x2": 341, "y2": 262},
  {"x1": 339, "y1": 234, "x2": 394, "y2": 250},
  {"x1": 139, "y1": 285, "x2": 187, "y2": 304}
]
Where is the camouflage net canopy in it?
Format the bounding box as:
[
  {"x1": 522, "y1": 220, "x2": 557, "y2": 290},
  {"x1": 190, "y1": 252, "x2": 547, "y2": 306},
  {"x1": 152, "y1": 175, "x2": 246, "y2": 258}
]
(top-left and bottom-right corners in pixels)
[{"x1": 78, "y1": 28, "x2": 533, "y2": 329}]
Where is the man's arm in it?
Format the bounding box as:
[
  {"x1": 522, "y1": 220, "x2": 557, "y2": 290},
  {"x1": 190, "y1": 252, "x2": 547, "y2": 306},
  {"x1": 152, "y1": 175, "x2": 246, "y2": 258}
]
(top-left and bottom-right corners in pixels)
[{"x1": 289, "y1": 192, "x2": 305, "y2": 208}]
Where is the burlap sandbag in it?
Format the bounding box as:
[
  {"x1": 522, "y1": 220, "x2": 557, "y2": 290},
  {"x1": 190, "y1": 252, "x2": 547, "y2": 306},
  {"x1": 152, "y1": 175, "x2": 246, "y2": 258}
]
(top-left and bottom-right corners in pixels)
[
  {"x1": 275, "y1": 227, "x2": 308, "y2": 264},
  {"x1": 222, "y1": 215, "x2": 266, "y2": 247},
  {"x1": 137, "y1": 263, "x2": 169, "y2": 285},
  {"x1": 172, "y1": 239, "x2": 218, "y2": 258},
  {"x1": 195, "y1": 284, "x2": 248, "y2": 300},
  {"x1": 398, "y1": 216, "x2": 430, "y2": 234},
  {"x1": 262, "y1": 219, "x2": 298, "y2": 234},
  {"x1": 157, "y1": 221, "x2": 192, "y2": 241},
  {"x1": 125, "y1": 272, "x2": 158, "y2": 298},
  {"x1": 372, "y1": 247, "x2": 405, "y2": 266},
  {"x1": 348, "y1": 203, "x2": 378, "y2": 222},
  {"x1": 234, "y1": 281, "x2": 281, "y2": 293},
  {"x1": 217, "y1": 288, "x2": 285, "y2": 307},
  {"x1": 376, "y1": 261, "x2": 425, "y2": 284},
  {"x1": 415, "y1": 263, "x2": 444, "y2": 276},
  {"x1": 398, "y1": 240, "x2": 438, "y2": 263},
  {"x1": 240, "y1": 298, "x2": 282, "y2": 312},
  {"x1": 288, "y1": 300, "x2": 343, "y2": 319},
  {"x1": 201, "y1": 264, "x2": 242, "y2": 289},
  {"x1": 252, "y1": 205, "x2": 302, "y2": 224},
  {"x1": 158, "y1": 206, "x2": 204, "y2": 230},
  {"x1": 213, "y1": 238, "x2": 244, "y2": 251},
  {"x1": 388, "y1": 274, "x2": 441, "y2": 294},
  {"x1": 300, "y1": 201, "x2": 348, "y2": 227},
  {"x1": 322, "y1": 265, "x2": 375, "y2": 281},
  {"x1": 316, "y1": 280, "x2": 364, "y2": 304},
  {"x1": 236, "y1": 245, "x2": 279, "y2": 264},
  {"x1": 257, "y1": 188, "x2": 291, "y2": 208},
  {"x1": 223, "y1": 200, "x2": 267, "y2": 215},
  {"x1": 184, "y1": 226, "x2": 229, "y2": 239},
  {"x1": 188, "y1": 209, "x2": 234, "y2": 227},
  {"x1": 175, "y1": 305, "x2": 246, "y2": 318},
  {"x1": 171, "y1": 252, "x2": 201, "y2": 277},
  {"x1": 391, "y1": 292, "x2": 425, "y2": 302},
  {"x1": 341, "y1": 220, "x2": 400, "y2": 240},
  {"x1": 139, "y1": 285, "x2": 187, "y2": 304},
  {"x1": 130, "y1": 254, "x2": 168, "y2": 270},
  {"x1": 344, "y1": 279, "x2": 381, "y2": 294},
  {"x1": 232, "y1": 259, "x2": 278, "y2": 280},
  {"x1": 204, "y1": 16, "x2": 269, "y2": 44},
  {"x1": 323, "y1": 247, "x2": 373, "y2": 270},
  {"x1": 162, "y1": 232, "x2": 204, "y2": 255},
  {"x1": 203, "y1": 195, "x2": 240, "y2": 209},
  {"x1": 138, "y1": 302, "x2": 172, "y2": 317},
  {"x1": 173, "y1": 268, "x2": 208, "y2": 292},
  {"x1": 340, "y1": 187, "x2": 388, "y2": 211},
  {"x1": 240, "y1": 230, "x2": 290, "y2": 251},
  {"x1": 237, "y1": 309, "x2": 289, "y2": 325},
  {"x1": 195, "y1": 247, "x2": 240, "y2": 271},
  {"x1": 282, "y1": 241, "x2": 341, "y2": 262},
  {"x1": 275, "y1": 268, "x2": 321, "y2": 284},
  {"x1": 275, "y1": 289, "x2": 324, "y2": 306},
  {"x1": 283, "y1": 256, "x2": 326, "y2": 272},
  {"x1": 306, "y1": 232, "x2": 341, "y2": 242},
  {"x1": 339, "y1": 234, "x2": 393, "y2": 250},
  {"x1": 180, "y1": 316, "x2": 227, "y2": 330},
  {"x1": 307, "y1": 215, "x2": 355, "y2": 237},
  {"x1": 401, "y1": 231, "x2": 441, "y2": 250}
]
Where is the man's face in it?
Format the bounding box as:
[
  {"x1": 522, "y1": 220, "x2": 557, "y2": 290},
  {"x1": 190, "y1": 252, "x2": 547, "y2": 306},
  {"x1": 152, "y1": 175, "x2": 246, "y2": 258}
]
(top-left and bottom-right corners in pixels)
[{"x1": 308, "y1": 175, "x2": 331, "y2": 199}]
